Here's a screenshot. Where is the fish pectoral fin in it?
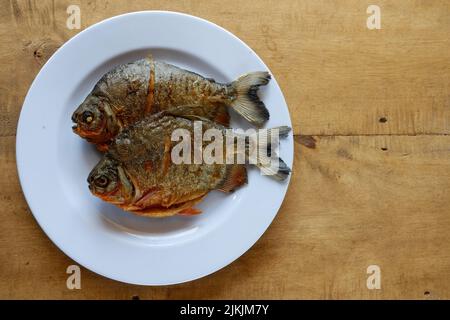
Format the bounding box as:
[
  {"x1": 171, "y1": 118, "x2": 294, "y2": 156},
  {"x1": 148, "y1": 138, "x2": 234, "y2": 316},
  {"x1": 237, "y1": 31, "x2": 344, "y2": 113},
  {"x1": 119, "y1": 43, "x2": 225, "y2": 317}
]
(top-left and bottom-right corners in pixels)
[
  {"x1": 134, "y1": 187, "x2": 160, "y2": 207},
  {"x1": 218, "y1": 165, "x2": 248, "y2": 193},
  {"x1": 212, "y1": 104, "x2": 230, "y2": 127},
  {"x1": 117, "y1": 166, "x2": 134, "y2": 202},
  {"x1": 163, "y1": 106, "x2": 213, "y2": 123},
  {"x1": 166, "y1": 105, "x2": 230, "y2": 127}
]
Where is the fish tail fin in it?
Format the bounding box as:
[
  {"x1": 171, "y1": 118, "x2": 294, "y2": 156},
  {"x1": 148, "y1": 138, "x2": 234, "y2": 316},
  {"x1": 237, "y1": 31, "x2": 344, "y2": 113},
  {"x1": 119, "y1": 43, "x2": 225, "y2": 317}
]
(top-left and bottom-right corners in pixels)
[
  {"x1": 229, "y1": 72, "x2": 271, "y2": 127},
  {"x1": 247, "y1": 126, "x2": 291, "y2": 181},
  {"x1": 258, "y1": 157, "x2": 291, "y2": 181},
  {"x1": 218, "y1": 165, "x2": 248, "y2": 193}
]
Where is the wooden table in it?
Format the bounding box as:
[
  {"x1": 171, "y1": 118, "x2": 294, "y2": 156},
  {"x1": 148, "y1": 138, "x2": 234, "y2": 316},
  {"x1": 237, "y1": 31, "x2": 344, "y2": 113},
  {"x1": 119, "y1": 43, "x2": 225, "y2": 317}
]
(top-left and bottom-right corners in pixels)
[{"x1": 1, "y1": 0, "x2": 449, "y2": 299}]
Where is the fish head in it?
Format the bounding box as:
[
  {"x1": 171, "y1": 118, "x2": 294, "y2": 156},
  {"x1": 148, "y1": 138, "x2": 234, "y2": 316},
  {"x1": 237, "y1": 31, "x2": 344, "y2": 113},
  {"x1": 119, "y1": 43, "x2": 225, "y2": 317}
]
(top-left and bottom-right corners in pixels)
[
  {"x1": 72, "y1": 95, "x2": 119, "y2": 145},
  {"x1": 87, "y1": 156, "x2": 134, "y2": 205}
]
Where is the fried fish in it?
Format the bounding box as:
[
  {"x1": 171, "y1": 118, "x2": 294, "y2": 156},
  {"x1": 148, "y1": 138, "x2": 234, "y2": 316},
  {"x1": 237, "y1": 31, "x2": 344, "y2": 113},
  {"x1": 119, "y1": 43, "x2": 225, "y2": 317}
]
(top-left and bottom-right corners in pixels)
[
  {"x1": 72, "y1": 55, "x2": 271, "y2": 151},
  {"x1": 87, "y1": 110, "x2": 290, "y2": 217}
]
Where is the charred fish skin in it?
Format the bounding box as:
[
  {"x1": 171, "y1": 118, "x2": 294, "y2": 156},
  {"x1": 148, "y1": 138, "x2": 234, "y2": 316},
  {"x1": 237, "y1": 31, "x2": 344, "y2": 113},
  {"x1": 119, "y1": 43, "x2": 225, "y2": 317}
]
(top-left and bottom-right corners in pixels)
[
  {"x1": 72, "y1": 55, "x2": 271, "y2": 149},
  {"x1": 153, "y1": 61, "x2": 229, "y2": 111},
  {"x1": 87, "y1": 111, "x2": 290, "y2": 217}
]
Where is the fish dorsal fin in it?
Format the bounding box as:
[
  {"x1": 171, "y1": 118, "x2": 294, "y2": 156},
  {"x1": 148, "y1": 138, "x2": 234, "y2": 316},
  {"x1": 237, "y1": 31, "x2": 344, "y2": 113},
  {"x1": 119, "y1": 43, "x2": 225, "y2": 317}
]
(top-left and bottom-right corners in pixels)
[{"x1": 218, "y1": 165, "x2": 248, "y2": 193}]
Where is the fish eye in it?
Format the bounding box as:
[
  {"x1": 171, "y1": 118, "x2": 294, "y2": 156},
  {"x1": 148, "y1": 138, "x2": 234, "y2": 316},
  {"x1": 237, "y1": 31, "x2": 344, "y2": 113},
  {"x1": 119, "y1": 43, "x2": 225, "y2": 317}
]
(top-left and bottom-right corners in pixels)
[
  {"x1": 82, "y1": 111, "x2": 94, "y2": 124},
  {"x1": 94, "y1": 175, "x2": 109, "y2": 188}
]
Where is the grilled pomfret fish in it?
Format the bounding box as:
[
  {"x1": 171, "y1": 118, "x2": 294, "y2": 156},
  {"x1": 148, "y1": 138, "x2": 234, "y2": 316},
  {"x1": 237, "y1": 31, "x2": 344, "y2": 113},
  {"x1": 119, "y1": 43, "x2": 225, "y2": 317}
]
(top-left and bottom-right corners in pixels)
[
  {"x1": 87, "y1": 110, "x2": 290, "y2": 217},
  {"x1": 72, "y1": 55, "x2": 271, "y2": 151}
]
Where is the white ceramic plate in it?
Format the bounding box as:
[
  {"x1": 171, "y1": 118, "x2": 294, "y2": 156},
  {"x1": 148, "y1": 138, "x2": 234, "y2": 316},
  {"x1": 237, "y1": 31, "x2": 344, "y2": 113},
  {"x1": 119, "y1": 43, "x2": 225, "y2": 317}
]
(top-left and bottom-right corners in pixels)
[{"x1": 16, "y1": 11, "x2": 293, "y2": 285}]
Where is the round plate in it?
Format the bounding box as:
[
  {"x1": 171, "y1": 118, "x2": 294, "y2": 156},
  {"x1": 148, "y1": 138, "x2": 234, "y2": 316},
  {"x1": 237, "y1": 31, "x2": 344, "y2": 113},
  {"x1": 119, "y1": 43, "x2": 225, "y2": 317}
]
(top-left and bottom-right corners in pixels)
[{"x1": 16, "y1": 11, "x2": 293, "y2": 285}]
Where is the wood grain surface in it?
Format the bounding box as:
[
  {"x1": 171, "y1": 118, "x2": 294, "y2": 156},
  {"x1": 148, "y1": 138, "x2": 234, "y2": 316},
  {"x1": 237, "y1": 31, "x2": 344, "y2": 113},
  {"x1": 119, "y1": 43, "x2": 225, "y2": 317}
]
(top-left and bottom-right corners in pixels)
[{"x1": 1, "y1": 0, "x2": 449, "y2": 299}]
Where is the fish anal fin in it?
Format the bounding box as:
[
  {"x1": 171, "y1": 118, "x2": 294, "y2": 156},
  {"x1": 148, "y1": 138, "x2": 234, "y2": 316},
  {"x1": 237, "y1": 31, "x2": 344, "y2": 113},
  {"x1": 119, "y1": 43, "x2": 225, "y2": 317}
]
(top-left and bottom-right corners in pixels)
[
  {"x1": 213, "y1": 104, "x2": 230, "y2": 127},
  {"x1": 130, "y1": 195, "x2": 206, "y2": 218},
  {"x1": 218, "y1": 165, "x2": 247, "y2": 193},
  {"x1": 165, "y1": 105, "x2": 230, "y2": 127},
  {"x1": 178, "y1": 207, "x2": 202, "y2": 215}
]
